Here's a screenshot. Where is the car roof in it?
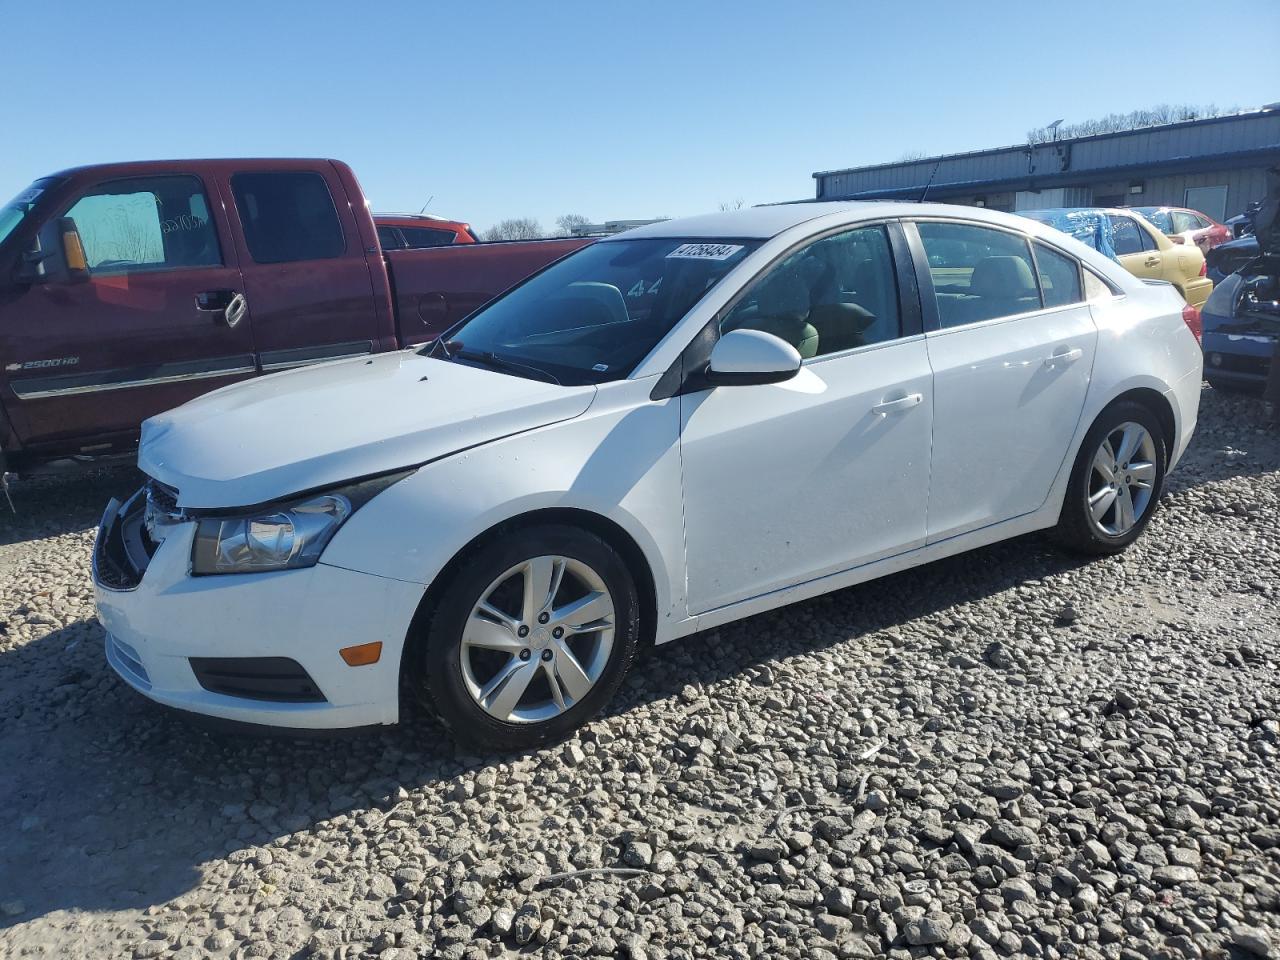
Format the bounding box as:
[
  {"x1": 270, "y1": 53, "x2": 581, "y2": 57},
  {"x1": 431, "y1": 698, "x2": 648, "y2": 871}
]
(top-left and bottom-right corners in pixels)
[{"x1": 603, "y1": 201, "x2": 980, "y2": 241}]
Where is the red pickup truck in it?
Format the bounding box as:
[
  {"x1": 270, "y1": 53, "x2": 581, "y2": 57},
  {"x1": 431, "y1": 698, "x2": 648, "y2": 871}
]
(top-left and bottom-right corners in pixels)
[{"x1": 0, "y1": 158, "x2": 589, "y2": 474}]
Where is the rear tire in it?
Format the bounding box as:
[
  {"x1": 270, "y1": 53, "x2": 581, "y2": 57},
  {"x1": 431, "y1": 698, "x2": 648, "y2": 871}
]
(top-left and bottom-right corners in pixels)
[
  {"x1": 415, "y1": 525, "x2": 639, "y2": 752},
  {"x1": 1052, "y1": 400, "x2": 1167, "y2": 556}
]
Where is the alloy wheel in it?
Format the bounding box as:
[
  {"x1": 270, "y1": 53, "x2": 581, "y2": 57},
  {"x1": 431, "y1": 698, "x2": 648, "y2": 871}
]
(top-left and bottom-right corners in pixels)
[
  {"x1": 1087, "y1": 421, "x2": 1158, "y2": 537},
  {"x1": 460, "y1": 555, "x2": 615, "y2": 723}
]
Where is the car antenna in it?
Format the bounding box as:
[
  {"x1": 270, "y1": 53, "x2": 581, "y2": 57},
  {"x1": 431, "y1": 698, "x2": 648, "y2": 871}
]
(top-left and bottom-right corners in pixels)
[
  {"x1": 917, "y1": 160, "x2": 941, "y2": 203},
  {"x1": 418, "y1": 195, "x2": 434, "y2": 214}
]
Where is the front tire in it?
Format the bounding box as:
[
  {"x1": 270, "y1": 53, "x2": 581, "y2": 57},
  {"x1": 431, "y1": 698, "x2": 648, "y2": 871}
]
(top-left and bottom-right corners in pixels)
[
  {"x1": 416, "y1": 525, "x2": 640, "y2": 752},
  {"x1": 1053, "y1": 400, "x2": 1167, "y2": 555}
]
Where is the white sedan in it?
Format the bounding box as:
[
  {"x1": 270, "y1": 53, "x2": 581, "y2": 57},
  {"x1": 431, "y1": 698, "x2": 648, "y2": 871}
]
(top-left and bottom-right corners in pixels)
[{"x1": 94, "y1": 202, "x2": 1203, "y2": 750}]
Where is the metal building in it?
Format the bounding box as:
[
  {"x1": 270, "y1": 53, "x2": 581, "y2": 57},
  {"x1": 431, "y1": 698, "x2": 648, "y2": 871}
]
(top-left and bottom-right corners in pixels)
[{"x1": 813, "y1": 107, "x2": 1280, "y2": 221}]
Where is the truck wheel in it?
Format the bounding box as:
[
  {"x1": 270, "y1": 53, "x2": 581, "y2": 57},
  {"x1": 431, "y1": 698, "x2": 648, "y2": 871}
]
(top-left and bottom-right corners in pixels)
[
  {"x1": 1053, "y1": 400, "x2": 1167, "y2": 556},
  {"x1": 416, "y1": 525, "x2": 639, "y2": 751}
]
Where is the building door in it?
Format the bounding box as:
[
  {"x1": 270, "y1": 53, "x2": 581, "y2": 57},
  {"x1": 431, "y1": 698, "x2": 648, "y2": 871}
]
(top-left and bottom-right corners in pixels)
[{"x1": 1185, "y1": 185, "x2": 1228, "y2": 222}]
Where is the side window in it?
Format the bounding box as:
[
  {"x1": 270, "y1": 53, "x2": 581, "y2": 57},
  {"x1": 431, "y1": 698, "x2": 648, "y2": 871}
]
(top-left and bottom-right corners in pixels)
[
  {"x1": 400, "y1": 226, "x2": 458, "y2": 248},
  {"x1": 1033, "y1": 243, "x2": 1083, "y2": 307},
  {"x1": 376, "y1": 225, "x2": 403, "y2": 249},
  {"x1": 1110, "y1": 217, "x2": 1143, "y2": 256},
  {"x1": 1171, "y1": 211, "x2": 1197, "y2": 233},
  {"x1": 1138, "y1": 222, "x2": 1160, "y2": 252},
  {"x1": 62, "y1": 176, "x2": 221, "y2": 274},
  {"x1": 1084, "y1": 269, "x2": 1114, "y2": 300},
  {"x1": 230, "y1": 171, "x2": 345, "y2": 264},
  {"x1": 720, "y1": 224, "x2": 901, "y2": 359},
  {"x1": 916, "y1": 222, "x2": 1040, "y2": 327}
]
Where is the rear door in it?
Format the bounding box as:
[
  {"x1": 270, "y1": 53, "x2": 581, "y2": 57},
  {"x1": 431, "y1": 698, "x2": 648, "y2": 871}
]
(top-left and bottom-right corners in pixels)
[
  {"x1": 1110, "y1": 214, "x2": 1163, "y2": 280},
  {"x1": 1, "y1": 170, "x2": 255, "y2": 455},
  {"x1": 223, "y1": 164, "x2": 380, "y2": 372},
  {"x1": 908, "y1": 219, "x2": 1097, "y2": 542}
]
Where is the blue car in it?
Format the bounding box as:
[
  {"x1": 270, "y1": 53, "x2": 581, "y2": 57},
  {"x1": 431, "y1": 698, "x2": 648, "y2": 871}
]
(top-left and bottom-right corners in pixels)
[
  {"x1": 1201, "y1": 253, "x2": 1279, "y2": 393},
  {"x1": 1205, "y1": 235, "x2": 1260, "y2": 286}
]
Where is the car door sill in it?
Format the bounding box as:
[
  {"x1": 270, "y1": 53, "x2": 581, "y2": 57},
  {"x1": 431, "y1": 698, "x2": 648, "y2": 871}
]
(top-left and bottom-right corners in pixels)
[
  {"x1": 9, "y1": 355, "x2": 258, "y2": 399},
  {"x1": 667, "y1": 509, "x2": 1053, "y2": 643}
]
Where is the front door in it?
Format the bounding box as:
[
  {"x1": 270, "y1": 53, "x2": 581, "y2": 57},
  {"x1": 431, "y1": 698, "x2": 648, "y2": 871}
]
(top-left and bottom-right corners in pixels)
[
  {"x1": 909, "y1": 220, "x2": 1097, "y2": 542},
  {"x1": 1, "y1": 172, "x2": 255, "y2": 456},
  {"x1": 680, "y1": 222, "x2": 934, "y2": 614},
  {"x1": 223, "y1": 165, "x2": 379, "y2": 372}
]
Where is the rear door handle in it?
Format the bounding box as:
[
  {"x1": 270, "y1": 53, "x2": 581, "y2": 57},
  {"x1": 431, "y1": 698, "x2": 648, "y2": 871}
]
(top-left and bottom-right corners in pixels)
[
  {"x1": 1044, "y1": 347, "x2": 1083, "y2": 369},
  {"x1": 872, "y1": 393, "x2": 923, "y2": 415},
  {"x1": 1144, "y1": 256, "x2": 1160, "y2": 267}
]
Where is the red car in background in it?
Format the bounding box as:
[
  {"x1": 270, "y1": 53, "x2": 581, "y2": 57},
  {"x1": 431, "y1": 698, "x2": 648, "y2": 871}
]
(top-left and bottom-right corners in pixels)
[
  {"x1": 374, "y1": 213, "x2": 478, "y2": 249},
  {"x1": 1133, "y1": 206, "x2": 1232, "y2": 253}
]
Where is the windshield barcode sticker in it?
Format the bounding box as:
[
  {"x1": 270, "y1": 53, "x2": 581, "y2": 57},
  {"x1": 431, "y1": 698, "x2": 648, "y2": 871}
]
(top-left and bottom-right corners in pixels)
[{"x1": 666, "y1": 243, "x2": 744, "y2": 261}]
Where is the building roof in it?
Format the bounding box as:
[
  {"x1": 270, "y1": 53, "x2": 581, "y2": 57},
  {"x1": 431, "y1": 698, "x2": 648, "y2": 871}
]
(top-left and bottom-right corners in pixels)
[{"x1": 814, "y1": 108, "x2": 1280, "y2": 201}]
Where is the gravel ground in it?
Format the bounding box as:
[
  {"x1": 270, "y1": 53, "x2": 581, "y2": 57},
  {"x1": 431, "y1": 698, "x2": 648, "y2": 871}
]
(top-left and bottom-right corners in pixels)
[{"x1": 1, "y1": 385, "x2": 1278, "y2": 960}]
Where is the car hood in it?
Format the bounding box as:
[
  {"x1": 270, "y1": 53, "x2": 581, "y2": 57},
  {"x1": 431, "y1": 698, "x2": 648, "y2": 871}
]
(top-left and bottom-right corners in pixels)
[{"x1": 139, "y1": 350, "x2": 597, "y2": 509}]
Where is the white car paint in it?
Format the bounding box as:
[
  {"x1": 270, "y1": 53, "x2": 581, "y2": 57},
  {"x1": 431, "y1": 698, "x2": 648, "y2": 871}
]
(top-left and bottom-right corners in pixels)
[{"x1": 94, "y1": 201, "x2": 1203, "y2": 729}]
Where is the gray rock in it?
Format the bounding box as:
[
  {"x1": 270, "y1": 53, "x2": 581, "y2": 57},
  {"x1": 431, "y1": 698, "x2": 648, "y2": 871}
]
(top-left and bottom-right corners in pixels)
[
  {"x1": 903, "y1": 914, "x2": 952, "y2": 946},
  {"x1": 1232, "y1": 925, "x2": 1273, "y2": 957}
]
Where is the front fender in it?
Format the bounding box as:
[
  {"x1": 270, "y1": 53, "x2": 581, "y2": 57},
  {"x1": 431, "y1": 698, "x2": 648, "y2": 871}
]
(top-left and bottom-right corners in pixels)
[{"x1": 320, "y1": 378, "x2": 687, "y2": 629}]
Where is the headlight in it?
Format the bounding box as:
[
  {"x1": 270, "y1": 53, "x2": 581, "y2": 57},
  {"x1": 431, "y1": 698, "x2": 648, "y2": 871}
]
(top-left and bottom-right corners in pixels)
[{"x1": 190, "y1": 471, "x2": 410, "y2": 575}]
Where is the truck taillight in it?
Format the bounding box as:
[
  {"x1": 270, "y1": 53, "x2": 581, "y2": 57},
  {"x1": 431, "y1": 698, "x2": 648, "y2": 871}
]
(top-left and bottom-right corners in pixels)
[{"x1": 1182, "y1": 303, "x2": 1202, "y2": 342}]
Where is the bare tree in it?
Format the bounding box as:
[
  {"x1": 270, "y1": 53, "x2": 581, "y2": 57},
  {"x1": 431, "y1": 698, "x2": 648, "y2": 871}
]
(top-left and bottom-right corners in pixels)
[
  {"x1": 554, "y1": 214, "x2": 591, "y2": 237},
  {"x1": 717, "y1": 199, "x2": 745, "y2": 211},
  {"x1": 896, "y1": 150, "x2": 928, "y2": 162},
  {"x1": 1026, "y1": 103, "x2": 1235, "y2": 144},
  {"x1": 481, "y1": 217, "x2": 544, "y2": 241}
]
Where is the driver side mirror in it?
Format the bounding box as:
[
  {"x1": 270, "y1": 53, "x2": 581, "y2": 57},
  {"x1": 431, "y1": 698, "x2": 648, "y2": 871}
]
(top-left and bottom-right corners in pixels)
[
  {"x1": 704, "y1": 329, "x2": 802, "y2": 386},
  {"x1": 15, "y1": 217, "x2": 89, "y2": 285},
  {"x1": 57, "y1": 217, "x2": 90, "y2": 284}
]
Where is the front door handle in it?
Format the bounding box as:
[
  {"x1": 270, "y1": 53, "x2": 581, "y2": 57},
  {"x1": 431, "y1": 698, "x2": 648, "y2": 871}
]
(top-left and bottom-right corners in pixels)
[
  {"x1": 196, "y1": 290, "x2": 247, "y2": 328},
  {"x1": 872, "y1": 393, "x2": 923, "y2": 415},
  {"x1": 1044, "y1": 347, "x2": 1083, "y2": 369}
]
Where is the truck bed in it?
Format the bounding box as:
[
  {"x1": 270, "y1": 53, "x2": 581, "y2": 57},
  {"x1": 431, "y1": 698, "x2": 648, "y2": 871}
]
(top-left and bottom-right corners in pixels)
[{"x1": 387, "y1": 237, "x2": 593, "y2": 346}]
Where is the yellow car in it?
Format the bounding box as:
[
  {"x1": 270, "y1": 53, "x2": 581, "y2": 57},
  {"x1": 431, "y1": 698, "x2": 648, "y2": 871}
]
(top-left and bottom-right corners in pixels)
[{"x1": 1021, "y1": 207, "x2": 1213, "y2": 309}]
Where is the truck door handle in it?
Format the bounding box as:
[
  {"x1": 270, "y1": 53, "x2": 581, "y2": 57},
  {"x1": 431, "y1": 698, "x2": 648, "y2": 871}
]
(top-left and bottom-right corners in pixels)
[
  {"x1": 872, "y1": 393, "x2": 923, "y2": 415},
  {"x1": 1044, "y1": 347, "x2": 1083, "y2": 368},
  {"x1": 196, "y1": 290, "x2": 247, "y2": 328}
]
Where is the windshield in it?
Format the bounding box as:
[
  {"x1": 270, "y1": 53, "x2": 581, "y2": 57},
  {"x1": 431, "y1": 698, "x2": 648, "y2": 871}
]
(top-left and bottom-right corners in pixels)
[
  {"x1": 429, "y1": 237, "x2": 761, "y2": 385},
  {"x1": 1133, "y1": 208, "x2": 1172, "y2": 233},
  {"x1": 1020, "y1": 209, "x2": 1117, "y2": 260},
  {"x1": 0, "y1": 179, "x2": 56, "y2": 248}
]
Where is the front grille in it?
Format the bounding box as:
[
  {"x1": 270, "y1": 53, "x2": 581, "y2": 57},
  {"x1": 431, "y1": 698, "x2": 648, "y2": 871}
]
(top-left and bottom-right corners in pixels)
[
  {"x1": 106, "y1": 635, "x2": 152, "y2": 688},
  {"x1": 188, "y1": 657, "x2": 327, "y2": 703}
]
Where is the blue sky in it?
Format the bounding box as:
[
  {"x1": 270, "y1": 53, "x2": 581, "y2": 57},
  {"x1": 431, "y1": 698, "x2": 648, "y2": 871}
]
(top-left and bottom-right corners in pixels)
[{"x1": 3, "y1": 0, "x2": 1276, "y2": 232}]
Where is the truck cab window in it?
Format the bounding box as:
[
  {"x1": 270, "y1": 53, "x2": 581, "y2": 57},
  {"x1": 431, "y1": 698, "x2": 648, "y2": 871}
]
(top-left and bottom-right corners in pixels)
[
  {"x1": 231, "y1": 171, "x2": 346, "y2": 264},
  {"x1": 62, "y1": 176, "x2": 222, "y2": 274}
]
